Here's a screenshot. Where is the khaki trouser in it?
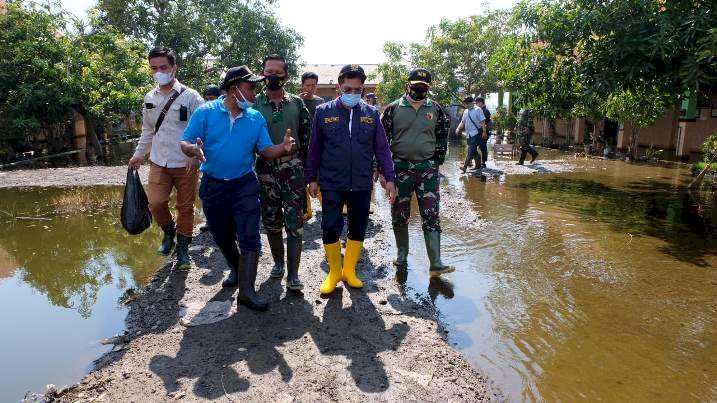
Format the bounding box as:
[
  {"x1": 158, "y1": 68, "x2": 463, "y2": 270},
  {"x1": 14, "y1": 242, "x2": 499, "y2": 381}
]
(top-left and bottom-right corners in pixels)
[{"x1": 148, "y1": 162, "x2": 198, "y2": 237}]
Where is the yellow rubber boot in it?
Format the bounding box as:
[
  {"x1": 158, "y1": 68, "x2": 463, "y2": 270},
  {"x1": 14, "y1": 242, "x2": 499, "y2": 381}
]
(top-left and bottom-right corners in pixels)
[
  {"x1": 303, "y1": 190, "x2": 313, "y2": 221},
  {"x1": 320, "y1": 241, "x2": 343, "y2": 295},
  {"x1": 342, "y1": 239, "x2": 364, "y2": 289}
]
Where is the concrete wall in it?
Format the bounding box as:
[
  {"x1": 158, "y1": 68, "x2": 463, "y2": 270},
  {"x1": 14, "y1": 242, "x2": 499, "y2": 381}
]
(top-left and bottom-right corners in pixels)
[{"x1": 618, "y1": 108, "x2": 679, "y2": 151}]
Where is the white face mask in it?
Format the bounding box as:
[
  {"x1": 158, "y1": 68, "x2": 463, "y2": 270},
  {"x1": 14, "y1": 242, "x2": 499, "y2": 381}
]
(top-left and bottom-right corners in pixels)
[{"x1": 153, "y1": 70, "x2": 174, "y2": 86}]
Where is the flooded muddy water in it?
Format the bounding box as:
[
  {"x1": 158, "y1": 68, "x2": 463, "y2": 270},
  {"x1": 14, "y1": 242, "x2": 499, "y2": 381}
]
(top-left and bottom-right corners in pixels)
[{"x1": 389, "y1": 145, "x2": 717, "y2": 401}]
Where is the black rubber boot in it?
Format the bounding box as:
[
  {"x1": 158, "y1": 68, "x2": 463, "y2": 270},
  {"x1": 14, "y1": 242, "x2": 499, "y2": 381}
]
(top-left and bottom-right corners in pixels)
[
  {"x1": 176, "y1": 234, "x2": 192, "y2": 270},
  {"x1": 424, "y1": 230, "x2": 455, "y2": 276},
  {"x1": 393, "y1": 225, "x2": 409, "y2": 267},
  {"x1": 285, "y1": 234, "x2": 304, "y2": 291},
  {"x1": 237, "y1": 251, "x2": 268, "y2": 311},
  {"x1": 267, "y1": 231, "x2": 285, "y2": 279},
  {"x1": 218, "y1": 239, "x2": 240, "y2": 287},
  {"x1": 157, "y1": 222, "x2": 176, "y2": 256}
]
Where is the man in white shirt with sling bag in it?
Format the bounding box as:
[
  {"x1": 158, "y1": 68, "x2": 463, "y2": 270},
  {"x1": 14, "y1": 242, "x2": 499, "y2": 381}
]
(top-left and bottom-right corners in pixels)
[
  {"x1": 129, "y1": 46, "x2": 204, "y2": 270},
  {"x1": 456, "y1": 96, "x2": 488, "y2": 173}
]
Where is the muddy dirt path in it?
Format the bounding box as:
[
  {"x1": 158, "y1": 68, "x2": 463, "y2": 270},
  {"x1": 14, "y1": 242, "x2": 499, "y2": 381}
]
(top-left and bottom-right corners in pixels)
[{"x1": 50, "y1": 193, "x2": 493, "y2": 402}]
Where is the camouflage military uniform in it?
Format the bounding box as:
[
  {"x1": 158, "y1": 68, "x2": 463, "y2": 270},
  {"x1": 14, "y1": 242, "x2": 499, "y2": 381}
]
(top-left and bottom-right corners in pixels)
[
  {"x1": 381, "y1": 96, "x2": 449, "y2": 231},
  {"x1": 254, "y1": 93, "x2": 312, "y2": 237},
  {"x1": 255, "y1": 157, "x2": 306, "y2": 235},
  {"x1": 516, "y1": 108, "x2": 538, "y2": 164},
  {"x1": 391, "y1": 158, "x2": 441, "y2": 231}
]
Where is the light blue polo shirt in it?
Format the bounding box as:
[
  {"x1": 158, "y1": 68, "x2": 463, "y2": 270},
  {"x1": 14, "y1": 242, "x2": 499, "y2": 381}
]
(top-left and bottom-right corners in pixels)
[{"x1": 182, "y1": 96, "x2": 273, "y2": 180}]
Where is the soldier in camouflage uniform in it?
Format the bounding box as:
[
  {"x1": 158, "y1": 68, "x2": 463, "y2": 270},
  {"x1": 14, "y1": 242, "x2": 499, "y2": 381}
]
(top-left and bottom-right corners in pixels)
[
  {"x1": 254, "y1": 54, "x2": 312, "y2": 291},
  {"x1": 516, "y1": 107, "x2": 538, "y2": 165},
  {"x1": 381, "y1": 68, "x2": 454, "y2": 277}
]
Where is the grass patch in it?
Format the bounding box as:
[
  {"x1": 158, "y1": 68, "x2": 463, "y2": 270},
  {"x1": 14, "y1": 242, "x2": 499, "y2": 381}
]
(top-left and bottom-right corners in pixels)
[{"x1": 52, "y1": 188, "x2": 122, "y2": 214}]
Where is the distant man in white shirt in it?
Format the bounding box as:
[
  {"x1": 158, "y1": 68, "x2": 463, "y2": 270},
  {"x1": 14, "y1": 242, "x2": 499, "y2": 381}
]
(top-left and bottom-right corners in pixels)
[
  {"x1": 128, "y1": 47, "x2": 204, "y2": 270},
  {"x1": 455, "y1": 96, "x2": 487, "y2": 173}
]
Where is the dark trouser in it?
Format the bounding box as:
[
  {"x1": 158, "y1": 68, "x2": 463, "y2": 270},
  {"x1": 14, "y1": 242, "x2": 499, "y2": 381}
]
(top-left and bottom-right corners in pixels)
[
  {"x1": 199, "y1": 173, "x2": 262, "y2": 257},
  {"x1": 477, "y1": 130, "x2": 489, "y2": 164},
  {"x1": 320, "y1": 189, "x2": 371, "y2": 244},
  {"x1": 518, "y1": 144, "x2": 538, "y2": 164},
  {"x1": 463, "y1": 135, "x2": 480, "y2": 168}
]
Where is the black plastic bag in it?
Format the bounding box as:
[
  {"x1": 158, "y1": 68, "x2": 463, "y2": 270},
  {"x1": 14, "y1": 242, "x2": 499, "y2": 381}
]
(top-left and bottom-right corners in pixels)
[{"x1": 121, "y1": 167, "x2": 152, "y2": 235}]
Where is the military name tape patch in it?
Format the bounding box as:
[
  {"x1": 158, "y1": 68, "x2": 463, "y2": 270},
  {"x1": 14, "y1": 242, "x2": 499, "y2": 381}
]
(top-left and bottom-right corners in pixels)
[
  {"x1": 324, "y1": 116, "x2": 339, "y2": 123},
  {"x1": 360, "y1": 116, "x2": 374, "y2": 124}
]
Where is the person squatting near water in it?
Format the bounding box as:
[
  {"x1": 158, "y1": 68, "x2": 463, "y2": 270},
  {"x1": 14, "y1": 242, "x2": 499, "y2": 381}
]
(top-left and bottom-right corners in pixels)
[
  {"x1": 381, "y1": 68, "x2": 455, "y2": 277},
  {"x1": 129, "y1": 46, "x2": 205, "y2": 270},
  {"x1": 305, "y1": 64, "x2": 397, "y2": 295},
  {"x1": 516, "y1": 107, "x2": 539, "y2": 165},
  {"x1": 180, "y1": 65, "x2": 296, "y2": 311},
  {"x1": 455, "y1": 96, "x2": 488, "y2": 173},
  {"x1": 254, "y1": 54, "x2": 312, "y2": 292}
]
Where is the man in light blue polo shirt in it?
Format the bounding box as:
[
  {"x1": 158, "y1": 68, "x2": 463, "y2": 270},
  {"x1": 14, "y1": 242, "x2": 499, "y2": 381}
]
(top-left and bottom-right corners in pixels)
[{"x1": 181, "y1": 65, "x2": 295, "y2": 312}]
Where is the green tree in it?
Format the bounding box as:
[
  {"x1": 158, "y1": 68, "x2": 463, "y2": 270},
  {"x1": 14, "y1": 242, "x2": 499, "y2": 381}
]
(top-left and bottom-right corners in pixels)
[
  {"x1": 372, "y1": 42, "x2": 411, "y2": 104},
  {"x1": 0, "y1": 1, "x2": 75, "y2": 159},
  {"x1": 375, "y1": 10, "x2": 509, "y2": 106},
  {"x1": 0, "y1": 2, "x2": 152, "y2": 162},
  {"x1": 68, "y1": 17, "x2": 152, "y2": 160},
  {"x1": 94, "y1": 0, "x2": 303, "y2": 89},
  {"x1": 602, "y1": 85, "x2": 670, "y2": 159}
]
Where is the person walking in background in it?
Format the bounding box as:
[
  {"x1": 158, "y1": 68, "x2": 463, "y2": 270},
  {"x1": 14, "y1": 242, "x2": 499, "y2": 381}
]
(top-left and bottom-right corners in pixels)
[
  {"x1": 180, "y1": 66, "x2": 296, "y2": 311},
  {"x1": 128, "y1": 46, "x2": 204, "y2": 270},
  {"x1": 516, "y1": 107, "x2": 538, "y2": 165},
  {"x1": 298, "y1": 71, "x2": 325, "y2": 221},
  {"x1": 202, "y1": 85, "x2": 221, "y2": 101},
  {"x1": 299, "y1": 71, "x2": 325, "y2": 120},
  {"x1": 305, "y1": 64, "x2": 397, "y2": 295},
  {"x1": 381, "y1": 68, "x2": 454, "y2": 277},
  {"x1": 475, "y1": 96, "x2": 491, "y2": 168},
  {"x1": 455, "y1": 96, "x2": 487, "y2": 173},
  {"x1": 254, "y1": 54, "x2": 312, "y2": 292}
]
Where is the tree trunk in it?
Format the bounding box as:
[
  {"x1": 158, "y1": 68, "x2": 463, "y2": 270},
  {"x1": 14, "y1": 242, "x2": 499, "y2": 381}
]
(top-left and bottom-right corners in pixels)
[
  {"x1": 629, "y1": 126, "x2": 639, "y2": 160},
  {"x1": 80, "y1": 111, "x2": 104, "y2": 162},
  {"x1": 548, "y1": 118, "x2": 556, "y2": 147},
  {"x1": 688, "y1": 153, "x2": 717, "y2": 190},
  {"x1": 592, "y1": 118, "x2": 604, "y2": 153}
]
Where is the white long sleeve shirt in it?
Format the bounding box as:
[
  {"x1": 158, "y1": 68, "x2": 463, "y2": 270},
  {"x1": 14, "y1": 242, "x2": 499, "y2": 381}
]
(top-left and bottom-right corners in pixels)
[{"x1": 133, "y1": 80, "x2": 204, "y2": 168}]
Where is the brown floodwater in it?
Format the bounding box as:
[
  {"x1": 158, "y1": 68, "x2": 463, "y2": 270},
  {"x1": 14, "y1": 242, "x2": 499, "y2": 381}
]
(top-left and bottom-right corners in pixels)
[
  {"x1": 0, "y1": 187, "x2": 167, "y2": 402},
  {"x1": 1, "y1": 146, "x2": 715, "y2": 402},
  {"x1": 380, "y1": 145, "x2": 717, "y2": 402}
]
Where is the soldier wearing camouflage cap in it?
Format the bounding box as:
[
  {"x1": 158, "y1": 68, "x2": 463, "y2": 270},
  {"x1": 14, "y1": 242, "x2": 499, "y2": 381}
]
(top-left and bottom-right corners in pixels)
[{"x1": 380, "y1": 68, "x2": 454, "y2": 277}]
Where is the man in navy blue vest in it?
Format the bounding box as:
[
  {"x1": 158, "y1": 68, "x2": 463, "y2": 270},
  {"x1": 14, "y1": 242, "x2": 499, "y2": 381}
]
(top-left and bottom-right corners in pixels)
[{"x1": 305, "y1": 64, "x2": 397, "y2": 295}]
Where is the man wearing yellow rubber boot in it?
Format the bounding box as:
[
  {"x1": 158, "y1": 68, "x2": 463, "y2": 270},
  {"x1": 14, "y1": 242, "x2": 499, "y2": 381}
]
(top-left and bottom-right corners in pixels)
[{"x1": 305, "y1": 64, "x2": 397, "y2": 295}]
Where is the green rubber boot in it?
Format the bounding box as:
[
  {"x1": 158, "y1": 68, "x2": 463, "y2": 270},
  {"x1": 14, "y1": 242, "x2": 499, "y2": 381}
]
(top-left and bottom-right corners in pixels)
[
  {"x1": 267, "y1": 231, "x2": 285, "y2": 279},
  {"x1": 393, "y1": 225, "x2": 409, "y2": 267},
  {"x1": 424, "y1": 230, "x2": 455, "y2": 277}
]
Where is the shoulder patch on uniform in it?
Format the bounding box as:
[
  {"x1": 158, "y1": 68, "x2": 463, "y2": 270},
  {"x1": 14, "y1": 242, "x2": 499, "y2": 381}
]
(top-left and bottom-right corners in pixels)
[
  {"x1": 426, "y1": 112, "x2": 434, "y2": 120},
  {"x1": 324, "y1": 116, "x2": 339, "y2": 123},
  {"x1": 360, "y1": 116, "x2": 374, "y2": 124}
]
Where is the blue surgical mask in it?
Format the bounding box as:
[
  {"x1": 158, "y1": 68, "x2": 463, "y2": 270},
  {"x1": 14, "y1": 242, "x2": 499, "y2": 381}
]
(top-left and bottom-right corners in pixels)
[
  {"x1": 340, "y1": 92, "x2": 361, "y2": 108},
  {"x1": 234, "y1": 88, "x2": 254, "y2": 110}
]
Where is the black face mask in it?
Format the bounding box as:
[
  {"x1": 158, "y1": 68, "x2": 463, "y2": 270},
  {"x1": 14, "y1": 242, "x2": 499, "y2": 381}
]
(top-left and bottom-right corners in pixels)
[
  {"x1": 408, "y1": 85, "x2": 428, "y2": 101},
  {"x1": 265, "y1": 75, "x2": 286, "y2": 91}
]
